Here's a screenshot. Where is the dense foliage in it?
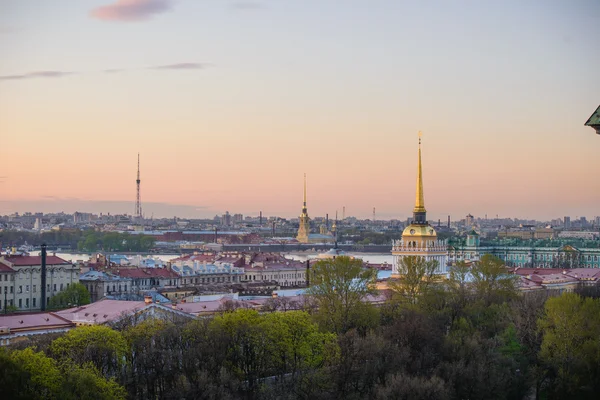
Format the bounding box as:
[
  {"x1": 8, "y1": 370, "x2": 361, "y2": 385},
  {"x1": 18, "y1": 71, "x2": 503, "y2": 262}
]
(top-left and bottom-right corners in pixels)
[
  {"x1": 48, "y1": 283, "x2": 91, "y2": 310},
  {"x1": 0, "y1": 229, "x2": 156, "y2": 252},
  {"x1": 76, "y1": 231, "x2": 156, "y2": 252},
  {"x1": 2, "y1": 255, "x2": 599, "y2": 399}
]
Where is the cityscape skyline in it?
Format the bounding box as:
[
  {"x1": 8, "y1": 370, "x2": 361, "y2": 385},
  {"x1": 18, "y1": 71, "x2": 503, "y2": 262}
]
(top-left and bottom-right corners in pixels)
[{"x1": 1, "y1": 0, "x2": 599, "y2": 220}]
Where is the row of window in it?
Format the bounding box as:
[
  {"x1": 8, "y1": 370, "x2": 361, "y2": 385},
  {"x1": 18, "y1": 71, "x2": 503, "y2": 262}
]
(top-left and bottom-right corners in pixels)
[
  {"x1": 244, "y1": 273, "x2": 306, "y2": 281},
  {"x1": 0, "y1": 297, "x2": 50, "y2": 310},
  {"x1": 0, "y1": 283, "x2": 70, "y2": 297}
]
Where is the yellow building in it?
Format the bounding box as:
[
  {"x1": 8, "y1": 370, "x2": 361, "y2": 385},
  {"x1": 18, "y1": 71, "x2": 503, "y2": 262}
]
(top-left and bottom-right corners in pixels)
[{"x1": 392, "y1": 134, "x2": 447, "y2": 276}]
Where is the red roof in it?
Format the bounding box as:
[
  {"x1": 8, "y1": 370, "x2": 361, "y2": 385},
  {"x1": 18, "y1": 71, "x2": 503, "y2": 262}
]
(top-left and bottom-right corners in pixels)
[
  {"x1": 510, "y1": 268, "x2": 563, "y2": 276},
  {"x1": 112, "y1": 267, "x2": 179, "y2": 279},
  {"x1": 1, "y1": 255, "x2": 70, "y2": 266},
  {"x1": 0, "y1": 312, "x2": 74, "y2": 331},
  {"x1": 0, "y1": 262, "x2": 16, "y2": 272}
]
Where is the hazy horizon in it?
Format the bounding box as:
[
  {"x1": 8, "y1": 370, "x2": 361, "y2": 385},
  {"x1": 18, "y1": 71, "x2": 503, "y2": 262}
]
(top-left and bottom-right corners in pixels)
[{"x1": 1, "y1": 0, "x2": 599, "y2": 221}]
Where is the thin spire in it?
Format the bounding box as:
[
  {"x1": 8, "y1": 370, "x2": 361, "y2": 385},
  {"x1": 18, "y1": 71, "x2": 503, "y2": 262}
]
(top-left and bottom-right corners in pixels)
[
  {"x1": 414, "y1": 131, "x2": 426, "y2": 213},
  {"x1": 303, "y1": 173, "x2": 307, "y2": 207}
]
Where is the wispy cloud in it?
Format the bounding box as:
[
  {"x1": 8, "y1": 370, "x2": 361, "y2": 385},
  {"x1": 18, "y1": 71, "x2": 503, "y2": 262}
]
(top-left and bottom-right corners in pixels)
[
  {"x1": 91, "y1": 0, "x2": 172, "y2": 22},
  {"x1": 0, "y1": 71, "x2": 74, "y2": 81},
  {"x1": 231, "y1": 2, "x2": 264, "y2": 10},
  {"x1": 151, "y1": 62, "x2": 208, "y2": 70},
  {"x1": 1, "y1": 63, "x2": 209, "y2": 83}
]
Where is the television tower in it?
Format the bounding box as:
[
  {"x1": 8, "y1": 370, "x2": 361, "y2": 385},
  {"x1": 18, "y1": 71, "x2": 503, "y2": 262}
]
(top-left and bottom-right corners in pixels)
[{"x1": 135, "y1": 153, "x2": 142, "y2": 219}]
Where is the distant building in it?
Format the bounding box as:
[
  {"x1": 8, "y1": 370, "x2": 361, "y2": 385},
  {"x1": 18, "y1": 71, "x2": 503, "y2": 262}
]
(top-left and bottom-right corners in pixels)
[
  {"x1": 465, "y1": 214, "x2": 474, "y2": 226},
  {"x1": 449, "y1": 243, "x2": 600, "y2": 269},
  {"x1": 558, "y1": 231, "x2": 599, "y2": 240},
  {"x1": 221, "y1": 212, "x2": 231, "y2": 227},
  {"x1": 564, "y1": 216, "x2": 571, "y2": 229},
  {"x1": 0, "y1": 254, "x2": 79, "y2": 312}
]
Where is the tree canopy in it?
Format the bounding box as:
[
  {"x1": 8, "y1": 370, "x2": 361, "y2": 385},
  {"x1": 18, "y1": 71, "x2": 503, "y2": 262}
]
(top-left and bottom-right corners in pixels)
[{"x1": 306, "y1": 256, "x2": 378, "y2": 334}]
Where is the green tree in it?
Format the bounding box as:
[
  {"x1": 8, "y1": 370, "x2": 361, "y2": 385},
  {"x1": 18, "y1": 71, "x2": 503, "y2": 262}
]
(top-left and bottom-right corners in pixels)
[
  {"x1": 444, "y1": 260, "x2": 472, "y2": 322},
  {"x1": 389, "y1": 256, "x2": 441, "y2": 306},
  {"x1": 538, "y1": 293, "x2": 600, "y2": 398},
  {"x1": 210, "y1": 308, "x2": 267, "y2": 391},
  {"x1": 260, "y1": 311, "x2": 337, "y2": 377},
  {"x1": 48, "y1": 283, "x2": 91, "y2": 310},
  {"x1": 3, "y1": 347, "x2": 63, "y2": 399},
  {"x1": 306, "y1": 256, "x2": 377, "y2": 334},
  {"x1": 50, "y1": 325, "x2": 127, "y2": 378},
  {"x1": 61, "y1": 363, "x2": 127, "y2": 400},
  {"x1": 471, "y1": 254, "x2": 519, "y2": 305}
]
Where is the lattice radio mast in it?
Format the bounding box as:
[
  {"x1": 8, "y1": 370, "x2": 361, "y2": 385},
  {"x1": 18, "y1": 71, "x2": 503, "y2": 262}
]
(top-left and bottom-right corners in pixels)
[{"x1": 135, "y1": 153, "x2": 142, "y2": 219}]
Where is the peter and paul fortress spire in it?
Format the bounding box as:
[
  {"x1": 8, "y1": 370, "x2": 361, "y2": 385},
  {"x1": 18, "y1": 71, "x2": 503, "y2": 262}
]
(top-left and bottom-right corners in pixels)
[
  {"x1": 303, "y1": 173, "x2": 307, "y2": 214},
  {"x1": 296, "y1": 173, "x2": 311, "y2": 243}
]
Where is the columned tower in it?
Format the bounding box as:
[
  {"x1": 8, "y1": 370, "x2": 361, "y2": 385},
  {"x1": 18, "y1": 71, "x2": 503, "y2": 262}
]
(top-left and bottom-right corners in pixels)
[
  {"x1": 135, "y1": 153, "x2": 142, "y2": 220},
  {"x1": 296, "y1": 173, "x2": 310, "y2": 243},
  {"x1": 392, "y1": 133, "x2": 447, "y2": 275}
]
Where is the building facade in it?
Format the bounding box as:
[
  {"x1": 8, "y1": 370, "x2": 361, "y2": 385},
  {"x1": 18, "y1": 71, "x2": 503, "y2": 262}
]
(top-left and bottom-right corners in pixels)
[
  {"x1": 449, "y1": 234, "x2": 600, "y2": 269},
  {"x1": 0, "y1": 254, "x2": 79, "y2": 312}
]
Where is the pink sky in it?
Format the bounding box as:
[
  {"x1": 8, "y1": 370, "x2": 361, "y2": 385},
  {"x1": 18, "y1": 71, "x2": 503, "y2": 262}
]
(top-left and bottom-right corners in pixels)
[{"x1": 1, "y1": 0, "x2": 599, "y2": 220}]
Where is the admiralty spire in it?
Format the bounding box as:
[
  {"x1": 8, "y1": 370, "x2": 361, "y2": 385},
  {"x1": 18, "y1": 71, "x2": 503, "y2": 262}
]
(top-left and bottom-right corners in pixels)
[{"x1": 392, "y1": 132, "x2": 447, "y2": 276}]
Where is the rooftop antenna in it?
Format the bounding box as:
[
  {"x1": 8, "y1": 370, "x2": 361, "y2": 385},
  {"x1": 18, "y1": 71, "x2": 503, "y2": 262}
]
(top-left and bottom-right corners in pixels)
[{"x1": 135, "y1": 153, "x2": 142, "y2": 220}]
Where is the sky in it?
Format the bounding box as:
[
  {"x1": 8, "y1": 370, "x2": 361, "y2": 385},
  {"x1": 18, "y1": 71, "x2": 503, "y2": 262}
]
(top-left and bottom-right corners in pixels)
[{"x1": 0, "y1": 0, "x2": 599, "y2": 221}]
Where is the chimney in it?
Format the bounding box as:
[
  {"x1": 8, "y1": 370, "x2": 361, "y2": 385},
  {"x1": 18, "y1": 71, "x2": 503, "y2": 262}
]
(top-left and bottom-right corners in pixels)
[
  {"x1": 305, "y1": 259, "x2": 310, "y2": 287},
  {"x1": 447, "y1": 215, "x2": 451, "y2": 228},
  {"x1": 41, "y1": 243, "x2": 47, "y2": 311}
]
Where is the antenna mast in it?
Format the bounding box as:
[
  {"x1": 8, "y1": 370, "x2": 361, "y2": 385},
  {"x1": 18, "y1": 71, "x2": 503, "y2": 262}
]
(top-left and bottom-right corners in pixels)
[{"x1": 135, "y1": 153, "x2": 142, "y2": 220}]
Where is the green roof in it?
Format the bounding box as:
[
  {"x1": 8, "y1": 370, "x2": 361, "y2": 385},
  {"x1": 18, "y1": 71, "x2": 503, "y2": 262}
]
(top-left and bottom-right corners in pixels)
[{"x1": 585, "y1": 105, "x2": 600, "y2": 126}]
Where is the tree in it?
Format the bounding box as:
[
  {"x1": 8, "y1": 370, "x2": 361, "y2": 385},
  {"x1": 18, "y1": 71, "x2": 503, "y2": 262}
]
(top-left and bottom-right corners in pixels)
[
  {"x1": 60, "y1": 363, "x2": 127, "y2": 400},
  {"x1": 538, "y1": 293, "x2": 600, "y2": 398},
  {"x1": 389, "y1": 256, "x2": 441, "y2": 305},
  {"x1": 1, "y1": 347, "x2": 126, "y2": 400},
  {"x1": 306, "y1": 256, "x2": 377, "y2": 334},
  {"x1": 260, "y1": 311, "x2": 337, "y2": 377},
  {"x1": 3, "y1": 347, "x2": 62, "y2": 399},
  {"x1": 50, "y1": 325, "x2": 127, "y2": 378},
  {"x1": 444, "y1": 260, "x2": 472, "y2": 322},
  {"x1": 470, "y1": 254, "x2": 519, "y2": 305},
  {"x1": 48, "y1": 283, "x2": 91, "y2": 310}
]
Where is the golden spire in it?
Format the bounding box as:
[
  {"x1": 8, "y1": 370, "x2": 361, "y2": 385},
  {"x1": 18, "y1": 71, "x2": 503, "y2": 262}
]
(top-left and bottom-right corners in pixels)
[
  {"x1": 303, "y1": 173, "x2": 307, "y2": 208},
  {"x1": 414, "y1": 131, "x2": 426, "y2": 213}
]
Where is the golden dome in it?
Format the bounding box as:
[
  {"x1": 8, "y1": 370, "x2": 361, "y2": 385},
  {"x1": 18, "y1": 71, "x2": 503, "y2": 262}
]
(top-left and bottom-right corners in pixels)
[{"x1": 402, "y1": 224, "x2": 437, "y2": 238}]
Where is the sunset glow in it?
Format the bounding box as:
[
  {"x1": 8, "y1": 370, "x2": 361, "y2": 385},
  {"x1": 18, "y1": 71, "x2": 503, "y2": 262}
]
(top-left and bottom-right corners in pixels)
[{"x1": 1, "y1": 0, "x2": 598, "y2": 220}]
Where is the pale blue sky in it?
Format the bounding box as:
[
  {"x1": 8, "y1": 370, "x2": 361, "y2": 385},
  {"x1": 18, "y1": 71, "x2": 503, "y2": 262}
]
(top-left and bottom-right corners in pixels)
[{"x1": 0, "y1": 0, "x2": 599, "y2": 220}]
